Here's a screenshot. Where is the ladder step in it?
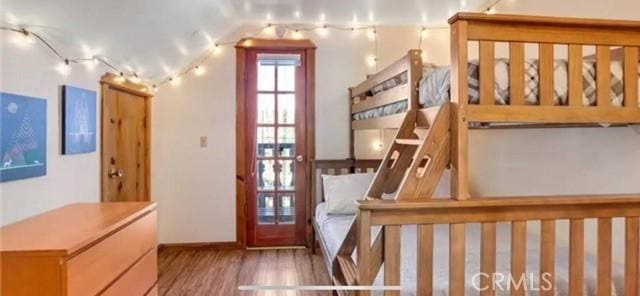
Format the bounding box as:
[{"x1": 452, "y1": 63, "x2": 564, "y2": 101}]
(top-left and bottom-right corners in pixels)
[
  {"x1": 395, "y1": 139, "x2": 423, "y2": 146},
  {"x1": 336, "y1": 255, "x2": 358, "y2": 285}
]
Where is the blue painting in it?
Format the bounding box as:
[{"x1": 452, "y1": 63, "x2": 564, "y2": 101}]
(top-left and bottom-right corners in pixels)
[
  {"x1": 62, "y1": 85, "x2": 96, "y2": 155},
  {"x1": 0, "y1": 92, "x2": 47, "y2": 182}
]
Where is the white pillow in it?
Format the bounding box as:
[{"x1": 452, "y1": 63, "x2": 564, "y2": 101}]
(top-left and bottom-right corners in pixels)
[{"x1": 322, "y1": 173, "x2": 375, "y2": 214}]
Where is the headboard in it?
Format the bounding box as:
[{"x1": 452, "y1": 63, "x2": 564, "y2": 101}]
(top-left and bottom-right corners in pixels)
[{"x1": 309, "y1": 159, "x2": 381, "y2": 215}]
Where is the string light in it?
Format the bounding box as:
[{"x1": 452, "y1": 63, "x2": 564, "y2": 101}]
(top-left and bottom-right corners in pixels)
[
  {"x1": 420, "y1": 27, "x2": 429, "y2": 38},
  {"x1": 129, "y1": 73, "x2": 141, "y2": 83},
  {"x1": 169, "y1": 76, "x2": 181, "y2": 86},
  {"x1": 316, "y1": 25, "x2": 329, "y2": 37},
  {"x1": 366, "y1": 55, "x2": 377, "y2": 67},
  {"x1": 56, "y1": 59, "x2": 71, "y2": 75},
  {"x1": 12, "y1": 28, "x2": 34, "y2": 45},
  {"x1": 3, "y1": 11, "x2": 466, "y2": 92},
  {"x1": 114, "y1": 72, "x2": 126, "y2": 83},
  {"x1": 194, "y1": 65, "x2": 206, "y2": 76},
  {"x1": 367, "y1": 28, "x2": 376, "y2": 41},
  {"x1": 485, "y1": 6, "x2": 496, "y2": 14},
  {"x1": 292, "y1": 29, "x2": 303, "y2": 40}
]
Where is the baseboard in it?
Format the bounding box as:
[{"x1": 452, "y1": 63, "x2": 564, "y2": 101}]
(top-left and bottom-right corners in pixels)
[{"x1": 158, "y1": 241, "x2": 244, "y2": 252}]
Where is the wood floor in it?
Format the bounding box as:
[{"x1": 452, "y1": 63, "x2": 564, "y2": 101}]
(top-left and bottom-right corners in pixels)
[{"x1": 158, "y1": 248, "x2": 332, "y2": 296}]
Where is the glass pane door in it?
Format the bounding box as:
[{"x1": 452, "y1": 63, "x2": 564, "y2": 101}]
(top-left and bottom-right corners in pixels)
[{"x1": 247, "y1": 50, "x2": 306, "y2": 247}]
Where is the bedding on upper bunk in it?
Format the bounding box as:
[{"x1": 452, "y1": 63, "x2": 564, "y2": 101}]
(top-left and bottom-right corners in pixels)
[
  {"x1": 352, "y1": 59, "x2": 639, "y2": 122},
  {"x1": 315, "y1": 202, "x2": 625, "y2": 296},
  {"x1": 419, "y1": 58, "x2": 639, "y2": 108}
]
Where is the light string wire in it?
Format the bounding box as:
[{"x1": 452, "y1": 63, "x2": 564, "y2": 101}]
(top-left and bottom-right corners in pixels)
[{"x1": 2, "y1": 1, "x2": 502, "y2": 91}]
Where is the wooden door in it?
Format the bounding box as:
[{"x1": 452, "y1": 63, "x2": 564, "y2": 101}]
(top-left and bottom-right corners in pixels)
[
  {"x1": 101, "y1": 81, "x2": 151, "y2": 202},
  {"x1": 246, "y1": 50, "x2": 308, "y2": 246}
]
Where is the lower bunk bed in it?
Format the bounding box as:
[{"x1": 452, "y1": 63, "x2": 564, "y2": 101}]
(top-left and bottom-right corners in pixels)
[{"x1": 311, "y1": 160, "x2": 634, "y2": 295}]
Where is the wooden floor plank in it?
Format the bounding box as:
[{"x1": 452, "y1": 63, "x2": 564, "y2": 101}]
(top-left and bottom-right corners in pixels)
[{"x1": 158, "y1": 248, "x2": 332, "y2": 296}]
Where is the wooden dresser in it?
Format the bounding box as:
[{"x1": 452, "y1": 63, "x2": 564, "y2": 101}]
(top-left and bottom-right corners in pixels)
[{"x1": 1, "y1": 202, "x2": 157, "y2": 296}]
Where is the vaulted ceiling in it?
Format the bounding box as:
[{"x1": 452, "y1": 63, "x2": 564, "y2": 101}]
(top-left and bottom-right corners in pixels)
[{"x1": 2, "y1": 0, "x2": 638, "y2": 82}]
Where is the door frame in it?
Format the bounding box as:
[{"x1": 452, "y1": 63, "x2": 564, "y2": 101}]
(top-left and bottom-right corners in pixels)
[
  {"x1": 99, "y1": 73, "x2": 153, "y2": 202},
  {"x1": 235, "y1": 38, "x2": 316, "y2": 248}
]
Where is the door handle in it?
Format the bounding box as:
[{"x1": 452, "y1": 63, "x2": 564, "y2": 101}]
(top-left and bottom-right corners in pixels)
[
  {"x1": 108, "y1": 168, "x2": 124, "y2": 178},
  {"x1": 295, "y1": 155, "x2": 304, "y2": 163}
]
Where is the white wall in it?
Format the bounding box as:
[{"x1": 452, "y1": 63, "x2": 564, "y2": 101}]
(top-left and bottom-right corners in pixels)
[
  {"x1": 152, "y1": 25, "x2": 434, "y2": 243},
  {"x1": 0, "y1": 36, "x2": 101, "y2": 225}
]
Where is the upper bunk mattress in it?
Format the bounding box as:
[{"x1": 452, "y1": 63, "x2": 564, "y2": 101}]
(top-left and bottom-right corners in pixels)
[
  {"x1": 315, "y1": 202, "x2": 625, "y2": 296},
  {"x1": 419, "y1": 58, "x2": 640, "y2": 108}
]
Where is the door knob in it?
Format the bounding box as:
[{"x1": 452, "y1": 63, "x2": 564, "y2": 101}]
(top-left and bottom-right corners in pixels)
[
  {"x1": 295, "y1": 155, "x2": 304, "y2": 163},
  {"x1": 108, "y1": 168, "x2": 124, "y2": 178}
]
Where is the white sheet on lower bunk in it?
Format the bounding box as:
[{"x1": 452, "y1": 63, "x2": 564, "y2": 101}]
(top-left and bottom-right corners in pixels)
[{"x1": 315, "y1": 202, "x2": 625, "y2": 295}]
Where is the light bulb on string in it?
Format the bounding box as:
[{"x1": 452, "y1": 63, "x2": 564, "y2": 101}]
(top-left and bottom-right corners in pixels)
[
  {"x1": 263, "y1": 24, "x2": 275, "y2": 36},
  {"x1": 114, "y1": 72, "x2": 126, "y2": 83},
  {"x1": 485, "y1": 6, "x2": 496, "y2": 14},
  {"x1": 56, "y1": 59, "x2": 71, "y2": 76},
  {"x1": 194, "y1": 65, "x2": 206, "y2": 76},
  {"x1": 12, "y1": 28, "x2": 35, "y2": 46},
  {"x1": 169, "y1": 76, "x2": 182, "y2": 86},
  {"x1": 366, "y1": 55, "x2": 377, "y2": 68},
  {"x1": 291, "y1": 29, "x2": 303, "y2": 40},
  {"x1": 367, "y1": 28, "x2": 376, "y2": 41},
  {"x1": 317, "y1": 24, "x2": 329, "y2": 37},
  {"x1": 420, "y1": 27, "x2": 430, "y2": 39},
  {"x1": 129, "y1": 73, "x2": 141, "y2": 84},
  {"x1": 152, "y1": 84, "x2": 158, "y2": 92}
]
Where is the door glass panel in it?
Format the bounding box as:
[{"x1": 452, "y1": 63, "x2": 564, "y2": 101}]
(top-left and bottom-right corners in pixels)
[
  {"x1": 278, "y1": 194, "x2": 295, "y2": 224},
  {"x1": 257, "y1": 193, "x2": 275, "y2": 224},
  {"x1": 257, "y1": 159, "x2": 276, "y2": 190},
  {"x1": 258, "y1": 64, "x2": 275, "y2": 91},
  {"x1": 257, "y1": 94, "x2": 275, "y2": 124},
  {"x1": 277, "y1": 127, "x2": 295, "y2": 157},
  {"x1": 256, "y1": 127, "x2": 275, "y2": 157},
  {"x1": 278, "y1": 94, "x2": 295, "y2": 124},
  {"x1": 278, "y1": 159, "x2": 295, "y2": 190},
  {"x1": 277, "y1": 65, "x2": 295, "y2": 92}
]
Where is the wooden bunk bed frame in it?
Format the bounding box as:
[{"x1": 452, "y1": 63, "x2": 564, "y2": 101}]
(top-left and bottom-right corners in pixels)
[{"x1": 321, "y1": 12, "x2": 640, "y2": 296}]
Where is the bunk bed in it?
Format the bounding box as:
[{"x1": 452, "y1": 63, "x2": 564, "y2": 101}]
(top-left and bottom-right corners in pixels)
[{"x1": 314, "y1": 12, "x2": 640, "y2": 296}]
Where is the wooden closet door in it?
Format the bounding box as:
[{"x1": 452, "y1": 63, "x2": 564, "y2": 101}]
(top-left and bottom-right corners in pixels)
[{"x1": 101, "y1": 85, "x2": 149, "y2": 202}]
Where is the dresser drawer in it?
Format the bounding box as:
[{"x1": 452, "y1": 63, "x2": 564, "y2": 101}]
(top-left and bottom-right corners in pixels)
[
  {"x1": 65, "y1": 210, "x2": 157, "y2": 296},
  {"x1": 102, "y1": 248, "x2": 157, "y2": 296}
]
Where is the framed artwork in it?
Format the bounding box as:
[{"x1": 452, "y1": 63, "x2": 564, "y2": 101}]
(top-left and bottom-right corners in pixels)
[
  {"x1": 62, "y1": 85, "x2": 96, "y2": 155},
  {"x1": 0, "y1": 92, "x2": 47, "y2": 182}
]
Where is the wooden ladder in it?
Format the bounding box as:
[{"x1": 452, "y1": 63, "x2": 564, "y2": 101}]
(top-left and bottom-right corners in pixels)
[{"x1": 332, "y1": 103, "x2": 451, "y2": 292}]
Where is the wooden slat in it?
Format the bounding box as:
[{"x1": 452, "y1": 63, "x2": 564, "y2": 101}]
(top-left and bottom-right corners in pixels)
[
  {"x1": 464, "y1": 21, "x2": 640, "y2": 47},
  {"x1": 384, "y1": 226, "x2": 401, "y2": 296},
  {"x1": 417, "y1": 225, "x2": 433, "y2": 296},
  {"x1": 351, "y1": 50, "x2": 420, "y2": 97},
  {"x1": 450, "y1": 20, "x2": 470, "y2": 200},
  {"x1": 509, "y1": 42, "x2": 525, "y2": 105},
  {"x1": 539, "y1": 44, "x2": 555, "y2": 105},
  {"x1": 351, "y1": 85, "x2": 409, "y2": 114},
  {"x1": 596, "y1": 46, "x2": 612, "y2": 107},
  {"x1": 511, "y1": 221, "x2": 527, "y2": 296},
  {"x1": 479, "y1": 41, "x2": 496, "y2": 105},
  {"x1": 540, "y1": 220, "x2": 556, "y2": 296},
  {"x1": 568, "y1": 45, "x2": 583, "y2": 107},
  {"x1": 569, "y1": 219, "x2": 584, "y2": 296},
  {"x1": 395, "y1": 139, "x2": 423, "y2": 146},
  {"x1": 466, "y1": 105, "x2": 640, "y2": 123},
  {"x1": 356, "y1": 210, "x2": 371, "y2": 292},
  {"x1": 624, "y1": 47, "x2": 639, "y2": 108},
  {"x1": 449, "y1": 223, "x2": 465, "y2": 296},
  {"x1": 480, "y1": 223, "x2": 496, "y2": 296},
  {"x1": 597, "y1": 218, "x2": 612, "y2": 296},
  {"x1": 352, "y1": 112, "x2": 407, "y2": 130},
  {"x1": 625, "y1": 217, "x2": 640, "y2": 296}
]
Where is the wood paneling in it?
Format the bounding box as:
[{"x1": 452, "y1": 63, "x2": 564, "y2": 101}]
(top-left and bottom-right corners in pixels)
[{"x1": 466, "y1": 105, "x2": 640, "y2": 123}]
